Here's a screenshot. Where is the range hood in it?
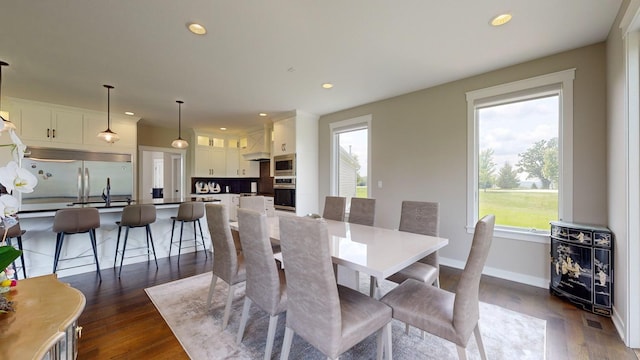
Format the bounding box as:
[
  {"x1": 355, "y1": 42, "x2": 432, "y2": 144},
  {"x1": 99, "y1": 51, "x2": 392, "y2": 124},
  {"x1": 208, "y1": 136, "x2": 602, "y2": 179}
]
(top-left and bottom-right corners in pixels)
[{"x1": 242, "y1": 124, "x2": 271, "y2": 161}]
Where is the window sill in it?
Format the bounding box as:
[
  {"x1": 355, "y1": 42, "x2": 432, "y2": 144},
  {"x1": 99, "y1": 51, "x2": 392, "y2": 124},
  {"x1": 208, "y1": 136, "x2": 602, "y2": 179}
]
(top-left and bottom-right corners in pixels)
[{"x1": 465, "y1": 225, "x2": 550, "y2": 244}]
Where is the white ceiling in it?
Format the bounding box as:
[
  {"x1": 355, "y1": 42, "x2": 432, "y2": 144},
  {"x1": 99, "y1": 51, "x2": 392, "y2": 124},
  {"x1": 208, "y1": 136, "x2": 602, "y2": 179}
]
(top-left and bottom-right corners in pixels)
[{"x1": 0, "y1": 1, "x2": 622, "y2": 134}]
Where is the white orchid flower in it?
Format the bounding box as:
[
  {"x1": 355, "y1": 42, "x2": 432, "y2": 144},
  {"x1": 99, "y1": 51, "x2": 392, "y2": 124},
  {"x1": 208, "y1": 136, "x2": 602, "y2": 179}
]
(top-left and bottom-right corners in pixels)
[
  {"x1": 0, "y1": 161, "x2": 38, "y2": 193},
  {"x1": 8, "y1": 129, "x2": 26, "y2": 163},
  {"x1": 0, "y1": 194, "x2": 19, "y2": 218}
]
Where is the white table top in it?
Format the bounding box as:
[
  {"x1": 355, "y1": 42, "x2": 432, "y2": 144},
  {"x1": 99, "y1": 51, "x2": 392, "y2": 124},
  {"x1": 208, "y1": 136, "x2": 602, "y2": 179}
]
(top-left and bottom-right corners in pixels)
[{"x1": 230, "y1": 217, "x2": 449, "y2": 280}]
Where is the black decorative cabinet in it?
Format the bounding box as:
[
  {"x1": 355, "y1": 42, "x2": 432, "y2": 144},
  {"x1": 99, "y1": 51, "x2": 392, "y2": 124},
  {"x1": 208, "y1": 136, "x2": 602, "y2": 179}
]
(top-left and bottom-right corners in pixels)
[{"x1": 550, "y1": 221, "x2": 613, "y2": 316}]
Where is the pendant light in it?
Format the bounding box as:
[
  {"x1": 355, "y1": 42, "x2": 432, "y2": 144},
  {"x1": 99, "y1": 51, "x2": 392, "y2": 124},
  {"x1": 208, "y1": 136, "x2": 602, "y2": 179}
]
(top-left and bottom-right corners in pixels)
[
  {"x1": 97, "y1": 84, "x2": 120, "y2": 143},
  {"x1": 0, "y1": 61, "x2": 17, "y2": 132},
  {"x1": 171, "y1": 100, "x2": 189, "y2": 148}
]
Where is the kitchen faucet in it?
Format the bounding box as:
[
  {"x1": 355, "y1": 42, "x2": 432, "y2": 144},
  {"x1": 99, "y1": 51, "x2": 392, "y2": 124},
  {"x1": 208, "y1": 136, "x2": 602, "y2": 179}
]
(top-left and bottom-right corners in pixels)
[{"x1": 102, "y1": 177, "x2": 111, "y2": 207}]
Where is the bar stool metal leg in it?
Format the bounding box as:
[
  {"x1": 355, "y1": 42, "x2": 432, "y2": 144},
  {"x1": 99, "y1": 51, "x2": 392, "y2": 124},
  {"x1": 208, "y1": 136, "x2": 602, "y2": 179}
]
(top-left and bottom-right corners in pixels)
[
  {"x1": 114, "y1": 223, "x2": 123, "y2": 267},
  {"x1": 147, "y1": 224, "x2": 158, "y2": 268},
  {"x1": 169, "y1": 219, "x2": 176, "y2": 257},
  {"x1": 197, "y1": 219, "x2": 208, "y2": 258},
  {"x1": 89, "y1": 229, "x2": 102, "y2": 281}
]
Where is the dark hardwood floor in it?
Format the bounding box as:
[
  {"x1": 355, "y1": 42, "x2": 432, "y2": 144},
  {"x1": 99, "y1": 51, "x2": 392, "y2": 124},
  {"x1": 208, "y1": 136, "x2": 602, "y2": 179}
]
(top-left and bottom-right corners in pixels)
[{"x1": 59, "y1": 253, "x2": 637, "y2": 360}]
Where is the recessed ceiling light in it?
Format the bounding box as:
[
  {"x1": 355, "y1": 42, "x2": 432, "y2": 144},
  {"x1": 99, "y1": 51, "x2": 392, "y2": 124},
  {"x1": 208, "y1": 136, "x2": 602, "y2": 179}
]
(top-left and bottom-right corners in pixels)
[
  {"x1": 220, "y1": 127, "x2": 227, "y2": 131},
  {"x1": 259, "y1": 113, "x2": 267, "y2": 117},
  {"x1": 188, "y1": 23, "x2": 207, "y2": 35},
  {"x1": 124, "y1": 111, "x2": 135, "y2": 116},
  {"x1": 490, "y1": 13, "x2": 512, "y2": 27},
  {"x1": 322, "y1": 83, "x2": 334, "y2": 89}
]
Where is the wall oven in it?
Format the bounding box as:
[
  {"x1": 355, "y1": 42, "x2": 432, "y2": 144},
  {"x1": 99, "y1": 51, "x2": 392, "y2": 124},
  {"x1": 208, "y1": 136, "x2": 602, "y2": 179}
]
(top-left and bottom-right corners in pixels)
[
  {"x1": 273, "y1": 177, "x2": 295, "y2": 211},
  {"x1": 274, "y1": 154, "x2": 296, "y2": 177}
]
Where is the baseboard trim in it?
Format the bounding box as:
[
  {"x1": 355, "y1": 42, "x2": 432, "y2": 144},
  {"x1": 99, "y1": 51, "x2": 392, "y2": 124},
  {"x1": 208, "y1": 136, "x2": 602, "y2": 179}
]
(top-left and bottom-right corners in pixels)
[
  {"x1": 611, "y1": 307, "x2": 627, "y2": 346},
  {"x1": 440, "y1": 257, "x2": 549, "y2": 289}
]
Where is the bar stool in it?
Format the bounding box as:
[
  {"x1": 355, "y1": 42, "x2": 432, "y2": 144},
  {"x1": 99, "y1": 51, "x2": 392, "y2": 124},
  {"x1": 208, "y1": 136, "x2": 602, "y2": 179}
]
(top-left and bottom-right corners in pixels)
[
  {"x1": 169, "y1": 202, "x2": 207, "y2": 259},
  {"x1": 4, "y1": 223, "x2": 27, "y2": 279},
  {"x1": 52, "y1": 208, "x2": 101, "y2": 281},
  {"x1": 114, "y1": 204, "x2": 158, "y2": 278}
]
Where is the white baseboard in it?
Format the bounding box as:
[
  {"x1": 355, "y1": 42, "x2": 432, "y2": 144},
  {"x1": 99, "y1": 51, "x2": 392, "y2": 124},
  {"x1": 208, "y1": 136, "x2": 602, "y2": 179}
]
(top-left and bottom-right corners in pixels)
[
  {"x1": 611, "y1": 307, "x2": 627, "y2": 346},
  {"x1": 440, "y1": 257, "x2": 549, "y2": 289}
]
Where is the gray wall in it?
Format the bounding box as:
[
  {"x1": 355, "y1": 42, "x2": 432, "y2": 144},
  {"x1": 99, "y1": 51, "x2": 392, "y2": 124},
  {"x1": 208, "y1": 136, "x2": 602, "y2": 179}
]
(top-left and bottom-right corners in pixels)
[{"x1": 318, "y1": 42, "x2": 608, "y2": 286}]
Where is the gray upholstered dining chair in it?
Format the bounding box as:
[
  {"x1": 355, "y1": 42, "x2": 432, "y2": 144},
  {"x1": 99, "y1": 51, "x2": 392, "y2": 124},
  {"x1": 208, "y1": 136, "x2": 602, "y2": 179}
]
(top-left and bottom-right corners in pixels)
[
  {"x1": 348, "y1": 197, "x2": 376, "y2": 226},
  {"x1": 239, "y1": 195, "x2": 266, "y2": 214},
  {"x1": 205, "y1": 203, "x2": 246, "y2": 330},
  {"x1": 381, "y1": 215, "x2": 495, "y2": 360},
  {"x1": 278, "y1": 215, "x2": 392, "y2": 360},
  {"x1": 322, "y1": 196, "x2": 346, "y2": 221},
  {"x1": 387, "y1": 201, "x2": 441, "y2": 287},
  {"x1": 235, "y1": 208, "x2": 287, "y2": 360}
]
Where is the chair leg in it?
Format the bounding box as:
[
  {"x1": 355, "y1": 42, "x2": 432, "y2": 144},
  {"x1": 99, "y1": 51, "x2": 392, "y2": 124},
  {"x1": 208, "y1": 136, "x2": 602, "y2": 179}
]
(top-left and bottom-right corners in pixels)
[
  {"x1": 147, "y1": 225, "x2": 158, "y2": 268},
  {"x1": 435, "y1": 276, "x2": 441, "y2": 288},
  {"x1": 114, "y1": 225, "x2": 122, "y2": 267},
  {"x1": 370, "y1": 275, "x2": 377, "y2": 297},
  {"x1": 191, "y1": 221, "x2": 197, "y2": 254},
  {"x1": 178, "y1": 221, "x2": 185, "y2": 259},
  {"x1": 376, "y1": 324, "x2": 384, "y2": 360},
  {"x1": 169, "y1": 219, "x2": 176, "y2": 257},
  {"x1": 456, "y1": 345, "x2": 468, "y2": 360},
  {"x1": 236, "y1": 297, "x2": 252, "y2": 344},
  {"x1": 222, "y1": 283, "x2": 237, "y2": 330},
  {"x1": 118, "y1": 227, "x2": 130, "y2": 278},
  {"x1": 474, "y1": 324, "x2": 487, "y2": 360},
  {"x1": 53, "y1": 233, "x2": 64, "y2": 273},
  {"x1": 15, "y1": 236, "x2": 26, "y2": 279},
  {"x1": 382, "y1": 322, "x2": 392, "y2": 360},
  {"x1": 264, "y1": 314, "x2": 279, "y2": 360},
  {"x1": 207, "y1": 274, "x2": 218, "y2": 307},
  {"x1": 197, "y1": 219, "x2": 207, "y2": 258},
  {"x1": 280, "y1": 327, "x2": 294, "y2": 360},
  {"x1": 90, "y1": 229, "x2": 102, "y2": 281}
]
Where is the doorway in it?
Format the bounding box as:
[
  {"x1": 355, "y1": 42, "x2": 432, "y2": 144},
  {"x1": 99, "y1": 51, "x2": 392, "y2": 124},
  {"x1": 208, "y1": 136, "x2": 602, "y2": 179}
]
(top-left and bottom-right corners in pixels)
[{"x1": 139, "y1": 146, "x2": 186, "y2": 201}]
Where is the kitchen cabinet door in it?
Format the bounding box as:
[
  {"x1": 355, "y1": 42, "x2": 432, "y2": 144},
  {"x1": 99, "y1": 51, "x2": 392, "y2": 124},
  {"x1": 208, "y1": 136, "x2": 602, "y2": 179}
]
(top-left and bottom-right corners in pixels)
[
  {"x1": 272, "y1": 117, "x2": 296, "y2": 156},
  {"x1": 194, "y1": 147, "x2": 226, "y2": 177},
  {"x1": 226, "y1": 147, "x2": 240, "y2": 176},
  {"x1": 20, "y1": 104, "x2": 83, "y2": 145}
]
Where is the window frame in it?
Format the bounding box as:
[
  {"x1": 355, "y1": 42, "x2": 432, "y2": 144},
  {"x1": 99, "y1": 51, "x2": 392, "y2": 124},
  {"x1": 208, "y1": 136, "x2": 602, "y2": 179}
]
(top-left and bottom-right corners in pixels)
[
  {"x1": 466, "y1": 69, "x2": 575, "y2": 243},
  {"x1": 329, "y1": 115, "x2": 372, "y2": 199}
]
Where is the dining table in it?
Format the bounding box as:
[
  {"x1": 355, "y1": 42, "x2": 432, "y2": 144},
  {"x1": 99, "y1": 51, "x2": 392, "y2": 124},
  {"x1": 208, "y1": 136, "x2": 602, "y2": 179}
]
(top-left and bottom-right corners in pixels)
[{"x1": 229, "y1": 216, "x2": 449, "y2": 297}]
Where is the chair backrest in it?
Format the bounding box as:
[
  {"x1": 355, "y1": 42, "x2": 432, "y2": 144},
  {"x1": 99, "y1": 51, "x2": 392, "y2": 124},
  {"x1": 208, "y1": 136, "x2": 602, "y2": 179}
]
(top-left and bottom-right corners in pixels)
[
  {"x1": 237, "y1": 208, "x2": 282, "y2": 314},
  {"x1": 398, "y1": 201, "x2": 439, "y2": 236},
  {"x1": 279, "y1": 216, "x2": 341, "y2": 354},
  {"x1": 399, "y1": 201, "x2": 440, "y2": 266},
  {"x1": 177, "y1": 201, "x2": 205, "y2": 221},
  {"x1": 206, "y1": 203, "x2": 240, "y2": 283},
  {"x1": 120, "y1": 204, "x2": 156, "y2": 227},
  {"x1": 348, "y1": 197, "x2": 376, "y2": 226},
  {"x1": 322, "y1": 196, "x2": 346, "y2": 221},
  {"x1": 239, "y1": 196, "x2": 266, "y2": 214},
  {"x1": 53, "y1": 208, "x2": 100, "y2": 234},
  {"x1": 452, "y1": 214, "x2": 495, "y2": 340}
]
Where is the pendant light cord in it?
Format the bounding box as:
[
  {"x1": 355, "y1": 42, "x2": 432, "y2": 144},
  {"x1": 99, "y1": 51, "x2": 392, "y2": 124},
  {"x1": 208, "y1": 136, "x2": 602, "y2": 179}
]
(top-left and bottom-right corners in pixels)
[{"x1": 104, "y1": 84, "x2": 114, "y2": 130}]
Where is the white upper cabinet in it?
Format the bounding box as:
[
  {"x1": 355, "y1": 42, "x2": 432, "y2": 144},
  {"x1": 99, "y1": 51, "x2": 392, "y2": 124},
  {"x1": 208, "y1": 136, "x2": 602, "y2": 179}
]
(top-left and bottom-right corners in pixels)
[
  {"x1": 19, "y1": 103, "x2": 83, "y2": 145},
  {"x1": 7, "y1": 97, "x2": 138, "y2": 151},
  {"x1": 272, "y1": 117, "x2": 296, "y2": 156}
]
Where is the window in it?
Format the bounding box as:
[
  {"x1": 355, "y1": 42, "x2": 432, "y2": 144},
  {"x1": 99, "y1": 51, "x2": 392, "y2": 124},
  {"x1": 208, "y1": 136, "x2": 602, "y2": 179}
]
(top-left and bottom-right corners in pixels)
[
  {"x1": 466, "y1": 70, "x2": 575, "y2": 242},
  {"x1": 330, "y1": 115, "x2": 371, "y2": 211}
]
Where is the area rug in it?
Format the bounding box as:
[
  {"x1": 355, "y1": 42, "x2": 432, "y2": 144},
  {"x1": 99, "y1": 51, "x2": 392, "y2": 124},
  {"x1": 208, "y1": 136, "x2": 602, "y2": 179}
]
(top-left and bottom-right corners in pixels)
[{"x1": 145, "y1": 272, "x2": 546, "y2": 359}]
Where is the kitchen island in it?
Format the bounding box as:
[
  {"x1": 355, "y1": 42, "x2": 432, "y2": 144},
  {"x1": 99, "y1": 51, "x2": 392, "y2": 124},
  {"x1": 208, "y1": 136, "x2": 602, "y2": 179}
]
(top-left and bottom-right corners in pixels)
[{"x1": 16, "y1": 198, "x2": 219, "y2": 278}]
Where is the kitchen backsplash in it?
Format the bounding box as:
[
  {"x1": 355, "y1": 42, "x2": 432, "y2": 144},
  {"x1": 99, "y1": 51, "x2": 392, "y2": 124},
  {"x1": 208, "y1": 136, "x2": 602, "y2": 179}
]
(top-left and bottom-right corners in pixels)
[{"x1": 191, "y1": 177, "x2": 260, "y2": 194}]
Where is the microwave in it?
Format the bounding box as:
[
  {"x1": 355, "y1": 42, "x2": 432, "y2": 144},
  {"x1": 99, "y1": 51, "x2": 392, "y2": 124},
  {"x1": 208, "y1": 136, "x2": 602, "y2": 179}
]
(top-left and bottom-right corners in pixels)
[{"x1": 274, "y1": 154, "x2": 296, "y2": 177}]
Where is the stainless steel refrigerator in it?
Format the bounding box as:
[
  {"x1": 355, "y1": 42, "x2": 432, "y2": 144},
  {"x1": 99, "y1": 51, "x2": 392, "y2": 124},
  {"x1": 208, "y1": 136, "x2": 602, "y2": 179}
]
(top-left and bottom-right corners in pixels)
[{"x1": 21, "y1": 147, "x2": 133, "y2": 206}]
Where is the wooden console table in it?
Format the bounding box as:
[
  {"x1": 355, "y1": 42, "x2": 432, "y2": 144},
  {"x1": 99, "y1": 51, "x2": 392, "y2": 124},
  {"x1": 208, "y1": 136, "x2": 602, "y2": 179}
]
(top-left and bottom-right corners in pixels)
[{"x1": 0, "y1": 274, "x2": 86, "y2": 359}]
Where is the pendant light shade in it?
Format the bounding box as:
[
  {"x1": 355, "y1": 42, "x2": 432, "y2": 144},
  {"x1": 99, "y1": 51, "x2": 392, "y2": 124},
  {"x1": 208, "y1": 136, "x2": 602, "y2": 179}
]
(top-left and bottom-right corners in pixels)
[
  {"x1": 97, "y1": 84, "x2": 120, "y2": 143},
  {"x1": 0, "y1": 61, "x2": 17, "y2": 132},
  {"x1": 171, "y1": 100, "x2": 189, "y2": 148}
]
